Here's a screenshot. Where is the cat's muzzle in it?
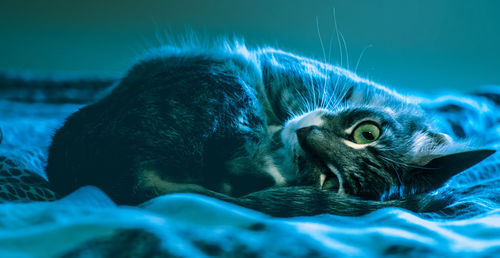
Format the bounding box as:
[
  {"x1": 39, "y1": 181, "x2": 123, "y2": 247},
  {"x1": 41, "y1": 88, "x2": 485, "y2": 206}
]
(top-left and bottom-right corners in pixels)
[{"x1": 296, "y1": 126, "x2": 344, "y2": 193}]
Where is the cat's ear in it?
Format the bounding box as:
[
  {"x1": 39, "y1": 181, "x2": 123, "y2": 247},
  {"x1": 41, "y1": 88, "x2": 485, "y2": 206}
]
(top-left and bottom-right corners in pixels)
[{"x1": 404, "y1": 149, "x2": 495, "y2": 194}]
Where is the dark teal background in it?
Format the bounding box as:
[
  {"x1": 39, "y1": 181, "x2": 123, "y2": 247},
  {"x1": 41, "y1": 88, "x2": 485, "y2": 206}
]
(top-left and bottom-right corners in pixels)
[{"x1": 1, "y1": 0, "x2": 499, "y2": 93}]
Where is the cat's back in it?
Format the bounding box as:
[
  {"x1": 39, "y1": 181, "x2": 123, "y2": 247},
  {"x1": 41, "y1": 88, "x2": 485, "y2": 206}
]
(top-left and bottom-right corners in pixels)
[{"x1": 45, "y1": 43, "x2": 276, "y2": 203}]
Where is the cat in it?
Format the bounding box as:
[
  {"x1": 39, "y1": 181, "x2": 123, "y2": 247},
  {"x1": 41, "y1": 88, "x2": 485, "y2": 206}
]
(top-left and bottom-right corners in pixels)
[{"x1": 46, "y1": 39, "x2": 494, "y2": 217}]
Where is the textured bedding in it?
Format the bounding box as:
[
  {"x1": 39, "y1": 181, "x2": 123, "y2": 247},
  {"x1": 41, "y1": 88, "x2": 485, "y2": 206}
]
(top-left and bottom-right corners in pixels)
[{"x1": 0, "y1": 73, "x2": 499, "y2": 257}]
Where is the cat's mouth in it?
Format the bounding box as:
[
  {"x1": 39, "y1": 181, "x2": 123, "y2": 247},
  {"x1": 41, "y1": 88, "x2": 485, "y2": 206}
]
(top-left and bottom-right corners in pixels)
[{"x1": 320, "y1": 162, "x2": 344, "y2": 193}]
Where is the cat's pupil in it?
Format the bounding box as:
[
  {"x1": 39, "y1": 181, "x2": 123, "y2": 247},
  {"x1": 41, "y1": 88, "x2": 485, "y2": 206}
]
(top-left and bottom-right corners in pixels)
[{"x1": 362, "y1": 131, "x2": 375, "y2": 140}]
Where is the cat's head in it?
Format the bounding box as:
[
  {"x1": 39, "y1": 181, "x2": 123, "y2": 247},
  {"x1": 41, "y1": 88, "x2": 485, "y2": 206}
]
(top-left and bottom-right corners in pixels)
[
  {"x1": 281, "y1": 106, "x2": 494, "y2": 200},
  {"x1": 258, "y1": 48, "x2": 494, "y2": 200}
]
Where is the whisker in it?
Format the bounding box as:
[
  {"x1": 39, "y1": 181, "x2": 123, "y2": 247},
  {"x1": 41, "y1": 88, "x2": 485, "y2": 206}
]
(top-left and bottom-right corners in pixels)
[
  {"x1": 338, "y1": 30, "x2": 349, "y2": 70},
  {"x1": 379, "y1": 156, "x2": 404, "y2": 186},
  {"x1": 379, "y1": 154, "x2": 429, "y2": 170},
  {"x1": 306, "y1": 73, "x2": 318, "y2": 110},
  {"x1": 327, "y1": 16, "x2": 335, "y2": 66},
  {"x1": 295, "y1": 88, "x2": 313, "y2": 113},
  {"x1": 316, "y1": 17, "x2": 328, "y2": 69},
  {"x1": 329, "y1": 83, "x2": 349, "y2": 110},
  {"x1": 332, "y1": 8, "x2": 343, "y2": 68},
  {"x1": 354, "y1": 44, "x2": 373, "y2": 73}
]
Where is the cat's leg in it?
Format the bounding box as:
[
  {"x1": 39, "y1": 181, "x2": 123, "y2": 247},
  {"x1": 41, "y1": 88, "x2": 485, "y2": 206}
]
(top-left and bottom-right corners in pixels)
[{"x1": 128, "y1": 60, "x2": 279, "y2": 203}]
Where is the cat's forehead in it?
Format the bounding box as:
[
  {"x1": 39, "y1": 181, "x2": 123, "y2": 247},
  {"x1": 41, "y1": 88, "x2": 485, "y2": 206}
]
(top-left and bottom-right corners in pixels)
[
  {"x1": 311, "y1": 105, "x2": 428, "y2": 139},
  {"x1": 321, "y1": 106, "x2": 394, "y2": 127}
]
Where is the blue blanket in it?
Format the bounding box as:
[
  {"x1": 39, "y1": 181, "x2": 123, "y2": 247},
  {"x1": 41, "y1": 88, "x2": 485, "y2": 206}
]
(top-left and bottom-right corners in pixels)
[{"x1": 0, "y1": 74, "x2": 499, "y2": 257}]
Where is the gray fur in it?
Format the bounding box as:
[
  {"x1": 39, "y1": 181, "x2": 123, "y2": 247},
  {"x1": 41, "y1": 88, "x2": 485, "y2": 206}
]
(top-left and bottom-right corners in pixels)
[{"x1": 46, "y1": 40, "x2": 493, "y2": 217}]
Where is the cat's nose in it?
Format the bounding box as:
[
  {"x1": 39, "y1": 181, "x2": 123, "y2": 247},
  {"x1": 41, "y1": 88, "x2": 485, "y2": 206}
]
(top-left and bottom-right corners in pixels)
[{"x1": 296, "y1": 126, "x2": 318, "y2": 149}]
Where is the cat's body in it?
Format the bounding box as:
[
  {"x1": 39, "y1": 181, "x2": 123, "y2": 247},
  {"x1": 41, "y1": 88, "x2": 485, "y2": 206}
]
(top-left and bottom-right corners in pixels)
[{"x1": 46, "y1": 41, "x2": 493, "y2": 217}]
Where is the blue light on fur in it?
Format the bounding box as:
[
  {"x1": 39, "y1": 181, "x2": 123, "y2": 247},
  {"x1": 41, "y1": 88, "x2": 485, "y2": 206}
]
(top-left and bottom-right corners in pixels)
[{"x1": 1, "y1": 44, "x2": 499, "y2": 256}]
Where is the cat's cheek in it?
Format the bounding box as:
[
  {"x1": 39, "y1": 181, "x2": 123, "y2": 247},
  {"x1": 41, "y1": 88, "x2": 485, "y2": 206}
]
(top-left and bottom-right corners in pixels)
[
  {"x1": 281, "y1": 125, "x2": 299, "y2": 152},
  {"x1": 280, "y1": 125, "x2": 303, "y2": 164}
]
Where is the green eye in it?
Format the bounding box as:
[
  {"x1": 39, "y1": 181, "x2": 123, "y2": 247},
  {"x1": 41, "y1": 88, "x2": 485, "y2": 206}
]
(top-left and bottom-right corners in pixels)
[{"x1": 352, "y1": 122, "x2": 381, "y2": 144}]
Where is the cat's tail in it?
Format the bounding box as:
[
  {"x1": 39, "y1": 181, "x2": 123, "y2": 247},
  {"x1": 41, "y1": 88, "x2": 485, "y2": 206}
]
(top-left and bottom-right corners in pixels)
[{"x1": 183, "y1": 186, "x2": 453, "y2": 217}]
